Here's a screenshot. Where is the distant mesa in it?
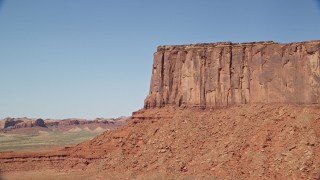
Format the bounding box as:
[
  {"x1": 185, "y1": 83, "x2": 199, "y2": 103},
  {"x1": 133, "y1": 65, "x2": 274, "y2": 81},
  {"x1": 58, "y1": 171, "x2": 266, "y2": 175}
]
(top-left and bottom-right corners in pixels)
[
  {"x1": 0, "y1": 117, "x2": 129, "y2": 131},
  {"x1": 1, "y1": 117, "x2": 46, "y2": 129}
]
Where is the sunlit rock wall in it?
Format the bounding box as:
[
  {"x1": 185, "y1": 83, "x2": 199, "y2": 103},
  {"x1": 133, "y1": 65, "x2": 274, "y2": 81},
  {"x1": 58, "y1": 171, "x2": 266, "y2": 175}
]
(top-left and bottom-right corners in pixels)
[{"x1": 144, "y1": 40, "x2": 320, "y2": 108}]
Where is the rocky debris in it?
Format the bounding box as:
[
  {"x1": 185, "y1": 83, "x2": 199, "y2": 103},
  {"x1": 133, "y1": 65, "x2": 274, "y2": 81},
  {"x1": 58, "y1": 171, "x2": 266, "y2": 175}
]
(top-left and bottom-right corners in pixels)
[
  {"x1": 68, "y1": 104, "x2": 320, "y2": 179},
  {"x1": 0, "y1": 104, "x2": 319, "y2": 179},
  {"x1": 145, "y1": 40, "x2": 320, "y2": 108}
]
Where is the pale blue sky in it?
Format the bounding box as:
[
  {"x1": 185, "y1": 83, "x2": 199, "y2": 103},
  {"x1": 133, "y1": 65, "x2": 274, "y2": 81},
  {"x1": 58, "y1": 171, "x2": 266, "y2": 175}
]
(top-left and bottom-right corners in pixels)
[{"x1": 0, "y1": 0, "x2": 320, "y2": 119}]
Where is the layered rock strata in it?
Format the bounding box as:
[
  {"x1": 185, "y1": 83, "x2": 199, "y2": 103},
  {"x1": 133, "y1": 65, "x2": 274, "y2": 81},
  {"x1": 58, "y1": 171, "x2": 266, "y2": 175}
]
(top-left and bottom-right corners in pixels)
[{"x1": 144, "y1": 40, "x2": 320, "y2": 108}]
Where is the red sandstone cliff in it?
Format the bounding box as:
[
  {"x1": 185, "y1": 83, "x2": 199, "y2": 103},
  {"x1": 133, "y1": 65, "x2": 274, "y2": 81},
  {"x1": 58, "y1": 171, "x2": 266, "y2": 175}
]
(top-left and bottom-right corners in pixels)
[
  {"x1": 144, "y1": 40, "x2": 320, "y2": 108},
  {"x1": 1, "y1": 40, "x2": 320, "y2": 179}
]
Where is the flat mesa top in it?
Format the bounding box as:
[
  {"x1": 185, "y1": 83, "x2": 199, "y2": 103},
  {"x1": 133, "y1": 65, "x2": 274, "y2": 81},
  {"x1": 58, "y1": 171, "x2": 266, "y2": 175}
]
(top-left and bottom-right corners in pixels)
[{"x1": 157, "y1": 40, "x2": 320, "y2": 51}]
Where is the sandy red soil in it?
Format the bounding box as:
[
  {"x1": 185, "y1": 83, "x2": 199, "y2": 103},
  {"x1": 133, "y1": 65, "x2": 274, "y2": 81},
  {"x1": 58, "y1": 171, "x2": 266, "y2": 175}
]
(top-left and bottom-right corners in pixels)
[{"x1": 1, "y1": 104, "x2": 320, "y2": 179}]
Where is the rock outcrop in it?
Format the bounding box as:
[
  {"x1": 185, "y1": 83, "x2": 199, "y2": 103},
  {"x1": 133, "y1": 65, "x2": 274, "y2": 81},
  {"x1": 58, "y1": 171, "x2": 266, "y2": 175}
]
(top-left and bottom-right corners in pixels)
[
  {"x1": 144, "y1": 40, "x2": 320, "y2": 108},
  {"x1": 33, "y1": 118, "x2": 46, "y2": 127},
  {"x1": 2, "y1": 118, "x2": 25, "y2": 128},
  {"x1": 1, "y1": 118, "x2": 47, "y2": 129},
  {"x1": 0, "y1": 117, "x2": 128, "y2": 131}
]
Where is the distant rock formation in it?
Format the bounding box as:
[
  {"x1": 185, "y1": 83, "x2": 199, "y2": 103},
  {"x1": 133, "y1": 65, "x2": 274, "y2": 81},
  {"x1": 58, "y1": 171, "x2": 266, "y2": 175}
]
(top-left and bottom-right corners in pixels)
[
  {"x1": 1, "y1": 118, "x2": 47, "y2": 129},
  {"x1": 3, "y1": 118, "x2": 25, "y2": 128},
  {"x1": 144, "y1": 40, "x2": 320, "y2": 108},
  {"x1": 34, "y1": 119, "x2": 46, "y2": 127},
  {"x1": 0, "y1": 117, "x2": 128, "y2": 130}
]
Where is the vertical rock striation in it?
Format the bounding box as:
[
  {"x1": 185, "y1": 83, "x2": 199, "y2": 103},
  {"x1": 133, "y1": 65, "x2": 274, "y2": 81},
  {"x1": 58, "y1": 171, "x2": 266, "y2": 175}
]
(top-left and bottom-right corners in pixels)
[{"x1": 144, "y1": 40, "x2": 320, "y2": 108}]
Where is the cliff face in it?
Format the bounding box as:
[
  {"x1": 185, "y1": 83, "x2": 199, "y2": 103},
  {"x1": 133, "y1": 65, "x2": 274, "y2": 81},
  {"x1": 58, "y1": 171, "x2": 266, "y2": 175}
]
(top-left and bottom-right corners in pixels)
[{"x1": 144, "y1": 40, "x2": 320, "y2": 108}]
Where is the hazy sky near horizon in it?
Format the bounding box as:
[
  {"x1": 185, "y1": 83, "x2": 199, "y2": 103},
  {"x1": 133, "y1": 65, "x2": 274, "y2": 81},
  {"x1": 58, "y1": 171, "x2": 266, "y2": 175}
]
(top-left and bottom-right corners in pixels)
[{"x1": 0, "y1": 0, "x2": 320, "y2": 119}]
